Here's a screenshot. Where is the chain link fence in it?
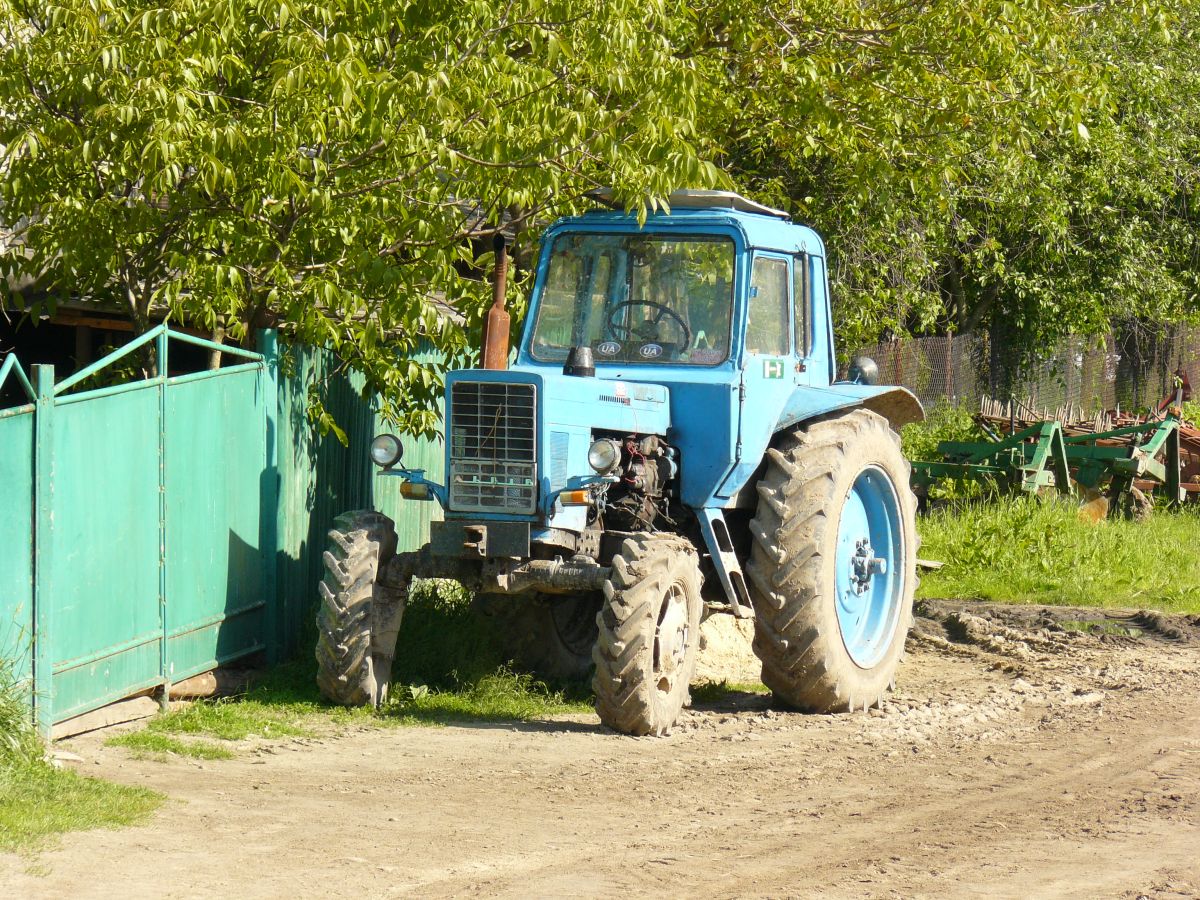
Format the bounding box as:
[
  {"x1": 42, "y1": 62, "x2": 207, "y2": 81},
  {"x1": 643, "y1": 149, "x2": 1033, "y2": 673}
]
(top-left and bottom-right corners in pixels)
[{"x1": 855, "y1": 325, "x2": 1200, "y2": 416}]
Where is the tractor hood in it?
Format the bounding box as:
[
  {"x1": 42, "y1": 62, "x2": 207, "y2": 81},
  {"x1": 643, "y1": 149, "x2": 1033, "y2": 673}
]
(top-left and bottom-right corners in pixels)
[
  {"x1": 441, "y1": 367, "x2": 671, "y2": 528},
  {"x1": 443, "y1": 367, "x2": 671, "y2": 435}
]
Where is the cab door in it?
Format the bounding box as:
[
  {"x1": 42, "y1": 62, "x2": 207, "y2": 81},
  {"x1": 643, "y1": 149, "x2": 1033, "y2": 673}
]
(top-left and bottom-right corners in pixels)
[{"x1": 735, "y1": 252, "x2": 798, "y2": 475}]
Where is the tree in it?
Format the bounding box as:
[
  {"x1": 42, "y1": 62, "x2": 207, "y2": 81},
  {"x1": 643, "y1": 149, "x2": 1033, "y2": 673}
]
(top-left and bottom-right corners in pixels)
[
  {"x1": 0, "y1": 0, "x2": 720, "y2": 433},
  {"x1": 681, "y1": 0, "x2": 1199, "y2": 364}
]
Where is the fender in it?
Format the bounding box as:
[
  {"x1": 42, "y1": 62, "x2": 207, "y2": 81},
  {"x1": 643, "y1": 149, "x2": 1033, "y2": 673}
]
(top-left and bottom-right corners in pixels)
[
  {"x1": 713, "y1": 383, "x2": 923, "y2": 502},
  {"x1": 777, "y1": 383, "x2": 924, "y2": 433}
]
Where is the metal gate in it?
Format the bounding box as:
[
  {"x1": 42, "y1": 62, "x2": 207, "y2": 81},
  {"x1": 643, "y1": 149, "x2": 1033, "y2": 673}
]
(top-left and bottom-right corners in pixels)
[{"x1": 0, "y1": 326, "x2": 278, "y2": 735}]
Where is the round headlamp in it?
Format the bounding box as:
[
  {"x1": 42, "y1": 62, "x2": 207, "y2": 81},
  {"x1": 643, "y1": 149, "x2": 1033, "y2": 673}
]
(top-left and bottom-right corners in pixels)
[
  {"x1": 587, "y1": 438, "x2": 621, "y2": 475},
  {"x1": 370, "y1": 434, "x2": 404, "y2": 469}
]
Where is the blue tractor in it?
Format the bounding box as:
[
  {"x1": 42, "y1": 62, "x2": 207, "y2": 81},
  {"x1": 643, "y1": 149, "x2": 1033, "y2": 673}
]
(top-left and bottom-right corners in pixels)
[{"x1": 316, "y1": 190, "x2": 923, "y2": 736}]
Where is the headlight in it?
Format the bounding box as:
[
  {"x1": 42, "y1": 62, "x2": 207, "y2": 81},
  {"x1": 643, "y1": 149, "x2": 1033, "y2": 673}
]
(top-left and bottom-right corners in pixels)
[
  {"x1": 587, "y1": 438, "x2": 621, "y2": 475},
  {"x1": 370, "y1": 434, "x2": 404, "y2": 468}
]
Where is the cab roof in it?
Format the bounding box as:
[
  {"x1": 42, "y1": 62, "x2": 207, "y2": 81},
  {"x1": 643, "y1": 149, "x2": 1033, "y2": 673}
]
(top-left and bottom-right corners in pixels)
[
  {"x1": 588, "y1": 188, "x2": 790, "y2": 219},
  {"x1": 563, "y1": 189, "x2": 825, "y2": 256}
]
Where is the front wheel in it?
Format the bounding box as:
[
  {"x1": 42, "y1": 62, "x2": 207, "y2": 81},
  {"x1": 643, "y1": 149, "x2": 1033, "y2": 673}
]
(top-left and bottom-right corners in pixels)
[
  {"x1": 747, "y1": 410, "x2": 917, "y2": 712},
  {"x1": 315, "y1": 510, "x2": 406, "y2": 707},
  {"x1": 592, "y1": 535, "x2": 702, "y2": 736}
]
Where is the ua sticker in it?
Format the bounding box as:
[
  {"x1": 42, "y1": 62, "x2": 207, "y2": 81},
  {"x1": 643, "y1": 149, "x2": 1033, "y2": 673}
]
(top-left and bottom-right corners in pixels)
[
  {"x1": 639, "y1": 343, "x2": 663, "y2": 359},
  {"x1": 763, "y1": 359, "x2": 784, "y2": 379}
]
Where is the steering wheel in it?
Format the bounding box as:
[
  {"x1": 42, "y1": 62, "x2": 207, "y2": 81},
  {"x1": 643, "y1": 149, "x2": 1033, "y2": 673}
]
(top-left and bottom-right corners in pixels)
[{"x1": 604, "y1": 300, "x2": 692, "y2": 347}]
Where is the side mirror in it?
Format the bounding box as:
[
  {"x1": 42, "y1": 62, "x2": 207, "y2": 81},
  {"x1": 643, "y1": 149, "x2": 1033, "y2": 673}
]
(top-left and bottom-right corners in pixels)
[{"x1": 847, "y1": 356, "x2": 880, "y2": 386}]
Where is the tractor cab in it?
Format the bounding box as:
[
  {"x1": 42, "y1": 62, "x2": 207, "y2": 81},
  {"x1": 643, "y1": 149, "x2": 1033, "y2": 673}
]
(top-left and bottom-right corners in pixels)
[{"x1": 523, "y1": 190, "x2": 832, "y2": 381}]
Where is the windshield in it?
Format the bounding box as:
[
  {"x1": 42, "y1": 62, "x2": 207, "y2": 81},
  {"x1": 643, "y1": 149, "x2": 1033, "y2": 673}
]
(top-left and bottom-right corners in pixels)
[{"x1": 529, "y1": 233, "x2": 735, "y2": 366}]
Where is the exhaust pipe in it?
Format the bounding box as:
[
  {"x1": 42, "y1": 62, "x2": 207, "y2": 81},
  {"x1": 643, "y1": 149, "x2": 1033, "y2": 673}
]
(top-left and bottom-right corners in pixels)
[{"x1": 481, "y1": 234, "x2": 510, "y2": 370}]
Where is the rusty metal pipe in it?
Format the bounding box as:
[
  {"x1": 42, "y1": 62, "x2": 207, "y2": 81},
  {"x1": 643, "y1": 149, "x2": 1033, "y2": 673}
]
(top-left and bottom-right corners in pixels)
[{"x1": 481, "y1": 234, "x2": 510, "y2": 370}]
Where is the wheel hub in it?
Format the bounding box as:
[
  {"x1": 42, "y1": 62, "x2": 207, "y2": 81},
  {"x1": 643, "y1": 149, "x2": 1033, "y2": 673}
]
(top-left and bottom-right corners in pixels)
[
  {"x1": 655, "y1": 584, "x2": 689, "y2": 680},
  {"x1": 848, "y1": 539, "x2": 887, "y2": 595}
]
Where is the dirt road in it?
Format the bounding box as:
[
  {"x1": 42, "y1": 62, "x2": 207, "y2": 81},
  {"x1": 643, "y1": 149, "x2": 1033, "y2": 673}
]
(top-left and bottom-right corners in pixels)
[{"x1": 4, "y1": 600, "x2": 1200, "y2": 899}]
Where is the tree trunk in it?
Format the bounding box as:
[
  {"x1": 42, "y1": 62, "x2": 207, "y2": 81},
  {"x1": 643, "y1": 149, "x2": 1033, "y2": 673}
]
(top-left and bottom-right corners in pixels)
[{"x1": 207, "y1": 320, "x2": 225, "y2": 370}]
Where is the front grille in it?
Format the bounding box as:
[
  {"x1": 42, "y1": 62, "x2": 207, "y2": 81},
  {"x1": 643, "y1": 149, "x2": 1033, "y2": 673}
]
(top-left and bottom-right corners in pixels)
[{"x1": 449, "y1": 381, "x2": 537, "y2": 514}]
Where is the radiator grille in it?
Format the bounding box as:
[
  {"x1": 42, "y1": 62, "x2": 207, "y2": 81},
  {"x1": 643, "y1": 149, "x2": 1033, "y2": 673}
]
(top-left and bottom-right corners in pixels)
[{"x1": 448, "y1": 381, "x2": 537, "y2": 514}]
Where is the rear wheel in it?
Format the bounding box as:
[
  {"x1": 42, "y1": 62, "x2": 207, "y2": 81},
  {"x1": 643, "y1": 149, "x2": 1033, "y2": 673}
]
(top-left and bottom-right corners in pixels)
[
  {"x1": 315, "y1": 510, "x2": 405, "y2": 707},
  {"x1": 478, "y1": 592, "x2": 600, "y2": 680},
  {"x1": 747, "y1": 410, "x2": 916, "y2": 712},
  {"x1": 592, "y1": 535, "x2": 702, "y2": 736}
]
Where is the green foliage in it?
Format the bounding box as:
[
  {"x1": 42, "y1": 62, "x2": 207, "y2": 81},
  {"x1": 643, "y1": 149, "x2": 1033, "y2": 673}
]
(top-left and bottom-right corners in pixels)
[
  {"x1": 918, "y1": 498, "x2": 1200, "y2": 612},
  {"x1": 900, "y1": 401, "x2": 984, "y2": 462},
  {"x1": 389, "y1": 579, "x2": 508, "y2": 688},
  {"x1": 144, "y1": 659, "x2": 366, "y2": 741},
  {"x1": 685, "y1": 1, "x2": 1200, "y2": 358},
  {"x1": 901, "y1": 402, "x2": 992, "y2": 500},
  {"x1": 1182, "y1": 400, "x2": 1200, "y2": 427},
  {"x1": 689, "y1": 680, "x2": 770, "y2": 704},
  {"x1": 380, "y1": 580, "x2": 593, "y2": 722},
  {"x1": 0, "y1": 662, "x2": 39, "y2": 767},
  {"x1": 2, "y1": 1, "x2": 1195, "y2": 423},
  {"x1": 0, "y1": 0, "x2": 719, "y2": 434}
]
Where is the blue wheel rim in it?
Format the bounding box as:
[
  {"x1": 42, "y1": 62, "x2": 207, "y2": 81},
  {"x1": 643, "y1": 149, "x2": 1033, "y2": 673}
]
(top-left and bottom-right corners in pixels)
[{"x1": 833, "y1": 465, "x2": 904, "y2": 668}]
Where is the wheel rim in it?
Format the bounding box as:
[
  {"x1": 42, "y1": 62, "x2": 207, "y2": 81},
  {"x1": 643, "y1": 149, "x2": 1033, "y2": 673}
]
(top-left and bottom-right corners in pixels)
[
  {"x1": 653, "y1": 583, "x2": 690, "y2": 695},
  {"x1": 833, "y1": 465, "x2": 904, "y2": 668}
]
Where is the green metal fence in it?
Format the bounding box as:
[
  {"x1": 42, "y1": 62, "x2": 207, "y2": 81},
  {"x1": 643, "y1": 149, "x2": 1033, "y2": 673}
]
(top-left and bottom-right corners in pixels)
[
  {"x1": 0, "y1": 356, "x2": 35, "y2": 703},
  {"x1": 2, "y1": 327, "x2": 445, "y2": 733},
  {"x1": 275, "y1": 342, "x2": 444, "y2": 660},
  {"x1": 1, "y1": 326, "x2": 278, "y2": 735}
]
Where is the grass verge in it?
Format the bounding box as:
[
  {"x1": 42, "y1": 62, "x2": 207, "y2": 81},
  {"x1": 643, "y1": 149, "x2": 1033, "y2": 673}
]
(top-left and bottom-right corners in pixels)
[
  {"x1": 105, "y1": 732, "x2": 234, "y2": 761},
  {"x1": 0, "y1": 663, "x2": 161, "y2": 852},
  {"x1": 143, "y1": 582, "x2": 592, "y2": 741},
  {"x1": 917, "y1": 497, "x2": 1200, "y2": 612},
  {"x1": 0, "y1": 762, "x2": 161, "y2": 853}
]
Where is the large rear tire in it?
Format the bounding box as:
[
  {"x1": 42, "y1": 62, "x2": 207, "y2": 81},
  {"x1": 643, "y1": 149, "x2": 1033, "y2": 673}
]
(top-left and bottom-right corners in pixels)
[
  {"x1": 478, "y1": 592, "x2": 600, "y2": 680},
  {"x1": 315, "y1": 510, "x2": 403, "y2": 707},
  {"x1": 747, "y1": 410, "x2": 917, "y2": 712},
  {"x1": 592, "y1": 535, "x2": 702, "y2": 736}
]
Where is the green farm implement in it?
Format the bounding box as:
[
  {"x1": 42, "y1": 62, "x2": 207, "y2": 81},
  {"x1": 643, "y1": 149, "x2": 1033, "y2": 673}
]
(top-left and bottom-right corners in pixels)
[{"x1": 910, "y1": 412, "x2": 1190, "y2": 516}]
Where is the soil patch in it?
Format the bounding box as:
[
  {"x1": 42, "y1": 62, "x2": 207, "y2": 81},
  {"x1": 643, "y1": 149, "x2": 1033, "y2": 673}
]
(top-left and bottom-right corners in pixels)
[{"x1": 3, "y1": 600, "x2": 1198, "y2": 898}]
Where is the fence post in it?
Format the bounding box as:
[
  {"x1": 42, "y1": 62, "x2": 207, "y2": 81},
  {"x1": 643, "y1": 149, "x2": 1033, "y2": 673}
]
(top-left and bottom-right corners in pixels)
[
  {"x1": 157, "y1": 329, "x2": 170, "y2": 710},
  {"x1": 32, "y1": 365, "x2": 54, "y2": 737},
  {"x1": 258, "y1": 329, "x2": 281, "y2": 663}
]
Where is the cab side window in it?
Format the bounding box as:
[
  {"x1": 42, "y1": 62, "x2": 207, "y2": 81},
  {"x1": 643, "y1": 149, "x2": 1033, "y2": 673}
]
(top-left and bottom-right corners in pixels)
[
  {"x1": 747, "y1": 256, "x2": 790, "y2": 356},
  {"x1": 793, "y1": 253, "x2": 810, "y2": 357}
]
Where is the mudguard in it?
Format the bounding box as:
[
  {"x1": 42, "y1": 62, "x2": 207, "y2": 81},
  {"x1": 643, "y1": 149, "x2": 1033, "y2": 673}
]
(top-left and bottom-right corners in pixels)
[{"x1": 779, "y1": 383, "x2": 925, "y2": 432}]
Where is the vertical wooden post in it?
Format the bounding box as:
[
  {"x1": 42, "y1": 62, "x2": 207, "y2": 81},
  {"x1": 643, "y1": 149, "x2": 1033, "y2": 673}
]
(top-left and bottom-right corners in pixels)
[
  {"x1": 258, "y1": 329, "x2": 281, "y2": 663},
  {"x1": 32, "y1": 365, "x2": 55, "y2": 737}
]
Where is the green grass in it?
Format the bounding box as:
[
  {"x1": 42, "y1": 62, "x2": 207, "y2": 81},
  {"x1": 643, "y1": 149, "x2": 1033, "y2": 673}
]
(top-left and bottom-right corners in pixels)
[
  {"x1": 143, "y1": 659, "x2": 375, "y2": 742},
  {"x1": 917, "y1": 497, "x2": 1200, "y2": 612},
  {"x1": 0, "y1": 662, "x2": 161, "y2": 852},
  {"x1": 143, "y1": 582, "x2": 593, "y2": 741},
  {"x1": 106, "y1": 731, "x2": 235, "y2": 760},
  {"x1": 384, "y1": 669, "x2": 591, "y2": 725},
  {"x1": 0, "y1": 762, "x2": 161, "y2": 852},
  {"x1": 690, "y1": 680, "x2": 770, "y2": 704}
]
